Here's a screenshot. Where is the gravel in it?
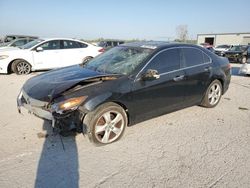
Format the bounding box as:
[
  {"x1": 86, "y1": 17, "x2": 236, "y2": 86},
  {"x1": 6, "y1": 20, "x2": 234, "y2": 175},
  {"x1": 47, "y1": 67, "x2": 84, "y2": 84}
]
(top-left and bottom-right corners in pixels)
[{"x1": 0, "y1": 64, "x2": 249, "y2": 188}]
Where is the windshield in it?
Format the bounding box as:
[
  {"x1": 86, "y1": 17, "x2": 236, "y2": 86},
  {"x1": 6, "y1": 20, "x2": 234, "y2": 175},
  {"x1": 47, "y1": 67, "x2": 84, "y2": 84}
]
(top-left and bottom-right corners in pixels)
[
  {"x1": 229, "y1": 46, "x2": 242, "y2": 51},
  {"x1": 21, "y1": 39, "x2": 44, "y2": 49},
  {"x1": 216, "y1": 45, "x2": 230, "y2": 48},
  {"x1": 84, "y1": 46, "x2": 153, "y2": 75}
]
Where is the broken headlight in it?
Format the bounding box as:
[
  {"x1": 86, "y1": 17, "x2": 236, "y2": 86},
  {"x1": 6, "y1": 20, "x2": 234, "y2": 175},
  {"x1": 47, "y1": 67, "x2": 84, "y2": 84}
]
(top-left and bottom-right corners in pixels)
[{"x1": 51, "y1": 96, "x2": 87, "y2": 113}]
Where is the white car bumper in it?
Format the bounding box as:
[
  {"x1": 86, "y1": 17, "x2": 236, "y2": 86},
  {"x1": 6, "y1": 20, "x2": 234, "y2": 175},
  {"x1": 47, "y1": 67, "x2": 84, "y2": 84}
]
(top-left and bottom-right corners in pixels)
[{"x1": 239, "y1": 63, "x2": 250, "y2": 75}]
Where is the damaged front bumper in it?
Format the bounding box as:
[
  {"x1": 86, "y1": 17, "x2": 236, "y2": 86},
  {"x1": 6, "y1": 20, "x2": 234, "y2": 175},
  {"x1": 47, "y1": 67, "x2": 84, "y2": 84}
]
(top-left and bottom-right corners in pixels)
[
  {"x1": 17, "y1": 89, "x2": 53, "y2": 120},
  {"x1": 17, "y1": 89, "x2": 84, "y2": 132}
]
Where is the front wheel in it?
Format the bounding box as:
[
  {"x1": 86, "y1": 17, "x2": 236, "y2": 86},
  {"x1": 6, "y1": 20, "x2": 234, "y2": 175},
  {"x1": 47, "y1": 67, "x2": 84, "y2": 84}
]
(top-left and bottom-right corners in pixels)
[
  {"x1": 242, "y1": 56, "x2": 247, "y2": 64},
  {"x1": 12, "y1": 60, "x2": 31, "y2": 75},
  {"x1": 83, "y1": 102, "x2": 128, "y2": 145},
  {"x1": 201, "y1": 80, "x2": 222, "y2": 108}
]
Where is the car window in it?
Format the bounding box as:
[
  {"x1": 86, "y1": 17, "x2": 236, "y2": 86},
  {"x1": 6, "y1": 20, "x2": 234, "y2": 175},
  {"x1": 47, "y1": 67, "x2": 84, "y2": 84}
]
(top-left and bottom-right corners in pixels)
[
  {"x1": 182, "y1": 48, "x2": 204, "y2": 67},
  {"x1": 203, "y1": 53, "x2": 211, "y2": 63},
  {"x1": 39, "y1": 40, "x2": 60, "y2": 50},
  {"x1": 77, "y1": 42, "x2": 88, "y2": 48},
  {"x1": 216, "y1": 45, "x2": 229, "y2": 49},
  {"x1": 146, "y1": 49, "x2": 181, "y2": 74},
  {"x1": 11, "y1": 39, "x2": 27, "y2": 47},
  {"x1": 62, "y1": 40, "x2": 80, "y2": 49},
  {"x1": 230, "y1": 46, "x2": 241, "y2": 51},
  {"x1": 248, "y1": 47, "x2": 250, "y2": 53}
]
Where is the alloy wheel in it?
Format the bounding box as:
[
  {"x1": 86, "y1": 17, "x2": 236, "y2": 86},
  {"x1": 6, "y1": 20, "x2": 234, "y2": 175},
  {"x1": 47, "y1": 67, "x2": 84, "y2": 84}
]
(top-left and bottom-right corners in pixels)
[
  {"x1": 16, "y1": 61, "x2": 31, "y2": 75},
  {"x1": 94, "y1": 110, "x2": 125, "y2": 144},
  {"x1": 208, "y1": 83, "x2": 221, "y2": 105},
  {"x1": 242, "y1": 57, "x2": 247, "y2": 64}
]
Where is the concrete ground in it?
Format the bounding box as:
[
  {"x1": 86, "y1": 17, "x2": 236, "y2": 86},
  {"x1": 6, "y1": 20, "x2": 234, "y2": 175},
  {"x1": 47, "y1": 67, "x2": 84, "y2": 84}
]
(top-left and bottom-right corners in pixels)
[{"x1": 0, "y1": 64, "x2": 249, "y2": 188}]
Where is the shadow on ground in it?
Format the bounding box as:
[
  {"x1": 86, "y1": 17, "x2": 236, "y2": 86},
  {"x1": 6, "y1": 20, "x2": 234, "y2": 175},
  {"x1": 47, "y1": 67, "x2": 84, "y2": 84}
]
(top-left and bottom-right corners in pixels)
[{"x1": 35, "y1": 120, "x2": 79, "y2": 188}]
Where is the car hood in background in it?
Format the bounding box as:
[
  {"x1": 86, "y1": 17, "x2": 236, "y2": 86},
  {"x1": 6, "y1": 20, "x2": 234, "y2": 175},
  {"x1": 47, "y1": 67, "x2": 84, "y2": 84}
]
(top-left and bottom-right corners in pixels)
[
  {"x1": 23, "y1": 65, "x2": 118, "y2": 101},
  {"x1": 0, "y1": 47, "x2": 20, "y2": 52},
  {"x1": 225, "y1": 51, "x2": 242, "y2": 55}
]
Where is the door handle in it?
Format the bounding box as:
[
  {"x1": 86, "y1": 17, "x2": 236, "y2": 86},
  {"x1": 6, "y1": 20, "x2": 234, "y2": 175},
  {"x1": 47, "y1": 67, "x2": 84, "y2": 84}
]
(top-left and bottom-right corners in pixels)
[
  {"x1": 173, "y1": 75, "x2": 185, "y2": 82},
  {"x1": 204, "y1": 67, "x2": 212, "y2": 72}
]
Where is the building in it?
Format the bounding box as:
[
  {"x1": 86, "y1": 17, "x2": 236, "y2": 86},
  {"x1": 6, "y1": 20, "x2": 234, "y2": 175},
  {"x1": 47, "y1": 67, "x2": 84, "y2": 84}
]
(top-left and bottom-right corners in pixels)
[{"x1": 197, "y1": 32, "x2": 250, "y2": 46}]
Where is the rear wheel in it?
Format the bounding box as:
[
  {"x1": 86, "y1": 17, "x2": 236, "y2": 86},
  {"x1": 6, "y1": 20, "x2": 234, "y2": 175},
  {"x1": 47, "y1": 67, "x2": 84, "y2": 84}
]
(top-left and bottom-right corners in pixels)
[
  {"x1": 242, "y1": 56, "x2": 247, "y2": 64},
  {"x1": 201, "y1": 80, "x2": 222, "y2": 108},
  {"x1": 12, "y1": 60, "x2": 31, "y2": 75},
  {"x1": 83, "y1": 102, "x2": 127, "y2": 145}
]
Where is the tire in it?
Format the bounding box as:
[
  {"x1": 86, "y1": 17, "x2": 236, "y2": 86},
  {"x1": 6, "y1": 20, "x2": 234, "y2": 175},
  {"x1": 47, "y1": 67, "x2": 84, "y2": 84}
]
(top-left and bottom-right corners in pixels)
[
  {"x1": 201, "y1": 80, "x2": 222, "y2": 108},
  {"x1": 12, "y1": 60, "x2": 31, "y2": 75},
  {"x1": 82, "y1": 56, "x2": 93, "y2": 64},
  {"x1": 83, "y1": 102, "x2": 127, "y2": 145},
  {"x1": 242, "y1": 56, "x2": 247, "y2": 64}
]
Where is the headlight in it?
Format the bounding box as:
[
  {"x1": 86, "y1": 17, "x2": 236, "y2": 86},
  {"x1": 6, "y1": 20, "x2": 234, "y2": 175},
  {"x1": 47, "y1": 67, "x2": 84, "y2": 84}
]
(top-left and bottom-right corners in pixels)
[
  {"x1": 51, "y1": 96, "x2": 87, "y2": 113},
  {"x1": 0, "y1": 55, "x2": 9, "y2": 60}
]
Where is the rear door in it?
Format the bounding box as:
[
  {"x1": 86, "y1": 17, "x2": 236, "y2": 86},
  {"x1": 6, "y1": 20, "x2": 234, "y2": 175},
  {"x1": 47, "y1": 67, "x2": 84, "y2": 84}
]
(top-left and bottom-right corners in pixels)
[
  {"x1": 131, "y1": 48, "x2": 188, "y2": 121},
  {"x1": 32, "y1": 40, "x2": 61, "y2": 69},
  {"x1": 60, "y1": 40, "x2": 89, "y2": 67},
  {"x1": 181, "y1": 47, "x2": 211, "y2": 105}
]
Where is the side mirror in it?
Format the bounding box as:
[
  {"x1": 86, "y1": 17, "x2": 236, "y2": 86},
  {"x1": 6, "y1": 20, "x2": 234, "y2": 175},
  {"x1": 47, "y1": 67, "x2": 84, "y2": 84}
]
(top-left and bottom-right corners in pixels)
[
  {"x1": 141, "y1": 69, "x2": 160, "y2": 81},
  {"x1": 36, "y1": 47, "x2": 43, "y2": 52}
]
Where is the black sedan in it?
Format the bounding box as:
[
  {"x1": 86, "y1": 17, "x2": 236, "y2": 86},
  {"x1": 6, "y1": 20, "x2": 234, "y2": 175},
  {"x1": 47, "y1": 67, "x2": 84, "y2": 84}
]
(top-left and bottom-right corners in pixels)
[
  {"x1": 17, "y1": 42, "x2": 231, "y2": 145},
  {"x1": 222, "y1": 45, "x2": 249, "y2": 64}
]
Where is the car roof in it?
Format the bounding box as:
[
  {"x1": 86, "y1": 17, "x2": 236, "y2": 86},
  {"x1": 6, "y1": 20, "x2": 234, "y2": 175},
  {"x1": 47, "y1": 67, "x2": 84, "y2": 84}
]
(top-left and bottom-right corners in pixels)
[
  {"x1": 6, "y1": 35, "x2": 38, "y2": 38},
  {"x1": 41, "y1": 37, "x2": 81, "y2": 41},
  {"x1": 39, "y1": 38, "x2": 89, "y2": 44},
  {"x1": 121, "y1": 41, "x2": 200, "y2": 50}
]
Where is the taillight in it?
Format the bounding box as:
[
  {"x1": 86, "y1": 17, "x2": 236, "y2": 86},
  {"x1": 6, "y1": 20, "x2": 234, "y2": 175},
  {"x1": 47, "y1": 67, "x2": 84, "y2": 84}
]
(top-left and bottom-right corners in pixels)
[
  {"x1": 98, "y1": 48, "x2": 105, "y2": 53},
  {"x1": 228, "y1": 63, "x2": 231, "y2": 69}
]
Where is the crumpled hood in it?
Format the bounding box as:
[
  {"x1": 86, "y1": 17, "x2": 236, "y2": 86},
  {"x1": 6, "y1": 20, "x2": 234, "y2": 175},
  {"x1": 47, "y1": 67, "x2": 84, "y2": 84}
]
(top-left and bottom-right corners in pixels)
[{"x1": 23, "y1": 65, "x2": 113, "y2": 101}]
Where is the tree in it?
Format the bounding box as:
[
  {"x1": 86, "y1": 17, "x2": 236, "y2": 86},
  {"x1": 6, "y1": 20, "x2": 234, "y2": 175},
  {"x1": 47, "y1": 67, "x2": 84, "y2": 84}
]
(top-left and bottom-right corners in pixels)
[{"x1": 176, "y1": 25, "x2": 188, "y2": 42}]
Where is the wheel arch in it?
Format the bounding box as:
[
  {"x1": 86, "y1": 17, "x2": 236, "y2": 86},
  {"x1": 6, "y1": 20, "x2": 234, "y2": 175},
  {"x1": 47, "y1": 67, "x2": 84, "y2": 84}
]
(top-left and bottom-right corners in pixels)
[
  {"x1": 210, "y1": 77, "x2": 225, "y2": 94},
  {"x1": 111, "y1": 101, "x2": 130, "y2": 125},
  {"x1": 7, "y1": 58, "x2": 32, "y2": 73},
  {"x1": 80, "y1": 94, "x2": 130, "y2": 125}
]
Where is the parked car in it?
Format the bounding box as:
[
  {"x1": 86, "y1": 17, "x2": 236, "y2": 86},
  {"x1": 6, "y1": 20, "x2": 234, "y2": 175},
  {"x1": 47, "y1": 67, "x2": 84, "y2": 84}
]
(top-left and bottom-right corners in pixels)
[
  {"x1": 96, "y1": 40, "x2": 125, "y2": 50},
  {"x1": 0, "y1": 38, "x2": 104, "y2": 74},
  {"x1": 239, "y1": 49, "x2": 250, "y2": 75},
  {"x1": 17, "y1": 42, "x2": 231, "y2": 145},
  {"x1": 222, "y1": 45, "x2": 249, "y2": 64},
  {"x1": 0, "y1": 38, "x2": 35, "y2": 50},
  {"x1": 214, "y1": 44, "x2": 232, "y2": 56},
  {"x1": 239, "y1": 62, "x2": 250, "y2": 76},
  {"x1": 0, "y1": 35, "x2": 38, "y2": 44}
]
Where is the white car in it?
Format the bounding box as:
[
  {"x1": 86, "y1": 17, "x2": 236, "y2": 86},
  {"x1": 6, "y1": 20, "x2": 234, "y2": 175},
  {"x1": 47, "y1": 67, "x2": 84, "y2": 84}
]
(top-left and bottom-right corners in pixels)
[
  {"x1": 239, "y1": 61, "x2": 250, "y2": 75},
  {"x1": 0, "y1": 38, "x2": 104, "y2": 75},
  {"x1": 214, "y1": 45, "x2": 232, "y2": 52}
]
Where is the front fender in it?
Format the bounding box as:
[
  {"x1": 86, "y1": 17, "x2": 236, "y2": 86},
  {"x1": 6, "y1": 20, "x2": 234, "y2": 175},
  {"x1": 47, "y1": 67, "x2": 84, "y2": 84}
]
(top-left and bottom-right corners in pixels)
[{"x1": 78, "y1": 92, "x2": 112, "y2": 113}]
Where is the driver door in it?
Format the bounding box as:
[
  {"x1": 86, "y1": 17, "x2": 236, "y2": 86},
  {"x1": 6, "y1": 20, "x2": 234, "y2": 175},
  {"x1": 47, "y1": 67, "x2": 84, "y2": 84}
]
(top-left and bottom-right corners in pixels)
[
  {"x1": 130, "y1": 48, "x2": 188, "y2": 122},
  {"x1": 32, "y1": 40, "x2": 61, "y2": 70}
]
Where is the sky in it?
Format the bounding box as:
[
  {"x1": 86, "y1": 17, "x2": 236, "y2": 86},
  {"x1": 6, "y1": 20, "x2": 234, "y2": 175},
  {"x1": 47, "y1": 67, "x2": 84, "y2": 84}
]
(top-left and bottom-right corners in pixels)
[{"x1": 0, "y1": 0, "x2": 250, "y2": 41}]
